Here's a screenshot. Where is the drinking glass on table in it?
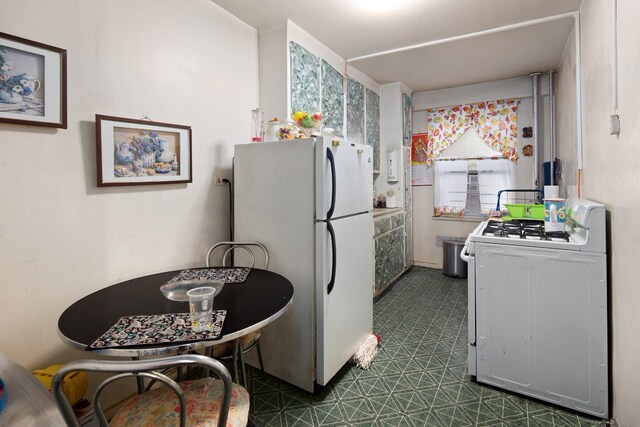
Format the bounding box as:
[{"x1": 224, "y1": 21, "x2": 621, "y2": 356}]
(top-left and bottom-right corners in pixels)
[{"x1": 186, "y1": 286, "x2": 216, "y2": 332}]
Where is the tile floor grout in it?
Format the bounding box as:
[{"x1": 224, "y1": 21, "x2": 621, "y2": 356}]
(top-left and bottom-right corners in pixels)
[{"x1": 246, "y1": 266, "x2": 606, "y2": 427}]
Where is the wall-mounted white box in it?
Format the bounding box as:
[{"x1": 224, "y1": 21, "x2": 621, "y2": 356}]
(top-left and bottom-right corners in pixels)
[{"x1": 387, "y1": 149, "x2": 399, "y2": 182}]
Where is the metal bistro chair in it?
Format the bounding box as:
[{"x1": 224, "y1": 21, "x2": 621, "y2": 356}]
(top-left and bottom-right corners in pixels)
[
  {"x1": 52, "y1": 354, "x2": 249, "y2": 427},
  {"x1": 206, "y1": 241, "x2": 269, "y2": 387}
]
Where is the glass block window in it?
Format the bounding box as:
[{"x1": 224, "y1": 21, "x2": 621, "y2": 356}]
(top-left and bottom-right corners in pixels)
[
  {"x1": 403, "y1": 93, "x2": 412, "y2": 146},
  {"x1": 366, "y1": 88, "x2": 380, "y2": 171},
  {"x1": 290, "y1": 42, "x2": 320, "y2": 115},
  {"x1": 321, "y1": 60, "x2": 344, "y2": 136},
  {"x1": 346, "y1": 78, "x2": 364, "y2": 145}
]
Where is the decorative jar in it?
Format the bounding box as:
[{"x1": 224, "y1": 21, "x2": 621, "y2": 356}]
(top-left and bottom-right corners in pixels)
[
  {"x1": 156, "y1": 140, "x2": 174, "y2": 163},
  {"x1": 114, "y1": 143, "x2": 135, "y2": 164},
  {"x1": 142, "y1": 152, "x2": 155, "y2": 168},
  {"x1": 265, "y1": 119, "x2": 280, "y2": 142},
  {"x1": 277, "y1": 120, "x2": 296, "y2": 140}
]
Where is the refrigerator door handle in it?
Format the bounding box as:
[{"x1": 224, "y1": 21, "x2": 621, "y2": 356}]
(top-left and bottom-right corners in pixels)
[
  {"x1": 326, "y1": 220, "x2": 337, "y2": 295},
  {"x1": 326, "y1": 147, "x2": 336, "y2": 220}
]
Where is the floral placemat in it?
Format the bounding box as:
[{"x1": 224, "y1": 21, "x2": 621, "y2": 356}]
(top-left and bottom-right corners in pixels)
[
  {"x1": 164, "y1": 268, "x2": 250, "y2": 285},
  {"x1": 87, "y1": 311, "x2": 226, "y2": 350}
]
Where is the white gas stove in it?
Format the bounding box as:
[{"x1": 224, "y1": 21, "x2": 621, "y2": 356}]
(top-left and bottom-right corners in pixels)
[
  {"x1": 461, "y1": 198, "x2": 609, "y2": 418},
  {"x1": 464, "y1": 198, "x2": 605, "y2": 252}
]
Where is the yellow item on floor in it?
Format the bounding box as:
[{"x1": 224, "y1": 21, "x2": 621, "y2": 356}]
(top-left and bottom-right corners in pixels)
[{"x1": 33, "y1": 364, "x2": 88, "y2": 406}]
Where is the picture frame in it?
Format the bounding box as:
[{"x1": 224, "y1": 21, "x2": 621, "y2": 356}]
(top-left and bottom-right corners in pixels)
[
  {"x1": 96, "y1": 115, "x2": 192, "y2": 187},
  {"x1": 0, "y1": 32, "x2": 67, "y2": 128}
]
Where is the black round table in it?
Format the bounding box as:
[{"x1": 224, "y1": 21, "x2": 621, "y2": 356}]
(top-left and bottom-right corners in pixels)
[{"x1": 58, "y1": 268, "x2": 293, "y2": 357}]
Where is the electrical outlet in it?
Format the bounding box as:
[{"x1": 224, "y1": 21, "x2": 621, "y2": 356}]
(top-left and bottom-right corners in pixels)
[{"x1": 214, "y1": 176, "x2": 226, "y2": 186}]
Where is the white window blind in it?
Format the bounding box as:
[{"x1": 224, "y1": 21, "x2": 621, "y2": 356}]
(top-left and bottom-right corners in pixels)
[
  {"x1": 433, "y1": 158, "x2": 515, "y2": 216},
  {"x1": 434, "y1": 161, "x2": 468, "y2": 215},
  {"x1": 476, "y1": 159, "x2": 516, "y2": 212}
]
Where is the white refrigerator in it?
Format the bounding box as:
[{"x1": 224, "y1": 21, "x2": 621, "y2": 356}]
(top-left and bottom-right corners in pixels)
[{"x1": 233, "y1": 137, "x2": 373, "y2": 392}]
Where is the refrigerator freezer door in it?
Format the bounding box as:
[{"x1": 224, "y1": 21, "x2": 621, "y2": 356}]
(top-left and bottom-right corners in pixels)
[
  {"x1": 316, "y1": 137, "x2": 373, "y2": 220},
  {"x1": 315, "y1": 212, "x2": 373, "y2": 385}
]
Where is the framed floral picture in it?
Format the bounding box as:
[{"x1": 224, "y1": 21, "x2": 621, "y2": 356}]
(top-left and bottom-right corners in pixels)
[
  {"x1": 96, "y1": 115, "x2": 192, "y2": 187},
  {"x1": 0, "y1": 32, "x2": 67, "y2": 128}
]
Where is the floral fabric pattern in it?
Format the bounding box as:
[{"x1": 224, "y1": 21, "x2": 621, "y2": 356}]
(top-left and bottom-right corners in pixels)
[
  {"x1": 165, "y1": 268, "x2": 250, "y2": 285},
  {"x1": 426, "y1": 99, "x2": 519, "y2": 164},
  {"x1": 88, "y1": 312, "x2": 226, "y2": 350},
  {"x1": 110, "y1": 377, "x2": 250, "y2": 427}
]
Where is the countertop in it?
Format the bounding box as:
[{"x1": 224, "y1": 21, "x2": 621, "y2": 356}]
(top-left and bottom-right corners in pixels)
[{"x1": 373, "y1": 207, "x2": 402, "y2": 218}]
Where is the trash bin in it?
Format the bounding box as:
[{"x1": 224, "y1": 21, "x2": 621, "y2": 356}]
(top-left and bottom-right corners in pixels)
[{"x1": 443, "y1": 240, "x2": 468, "y2": 278}]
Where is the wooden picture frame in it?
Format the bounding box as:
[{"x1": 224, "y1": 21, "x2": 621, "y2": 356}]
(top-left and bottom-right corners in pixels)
[
  {"x1": 96, "y1": 115, "x2": 192, "y2": 187},
  {"x1": 0, "y1": 32, "x2": 67, "y2": 128}
]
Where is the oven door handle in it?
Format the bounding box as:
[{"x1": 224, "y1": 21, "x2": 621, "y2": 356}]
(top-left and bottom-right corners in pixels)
[{"x1": 460, "y1": 244, "x2": 470, "y2": 262}]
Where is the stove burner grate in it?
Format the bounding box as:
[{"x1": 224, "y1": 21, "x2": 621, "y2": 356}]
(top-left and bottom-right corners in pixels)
[{"x1": 483, "y1": 220, "x2": 570, "y2": 242}]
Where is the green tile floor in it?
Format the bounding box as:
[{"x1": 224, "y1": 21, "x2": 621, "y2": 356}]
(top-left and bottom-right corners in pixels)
[{"x1": 245, "y1": 267, "x2": 606, "y2": 426}]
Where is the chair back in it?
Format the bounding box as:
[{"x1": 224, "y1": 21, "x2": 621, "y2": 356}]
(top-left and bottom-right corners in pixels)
[
  {"x1": 51, "y1": 354, "x2": 233, "y2": 427},
  {"x1": 206, "y1": 241, "x2": 269, "y2": 269}
]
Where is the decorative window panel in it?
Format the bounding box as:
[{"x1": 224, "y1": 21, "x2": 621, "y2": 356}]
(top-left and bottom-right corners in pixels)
[
  {"x1": 403, "y1": 147, "x2": 412, "y2": 267},
  {"x1": 426, "y1": 99, "x2": 519, "y2": 164},
  {"x1": 403, "y1": 94, "x2": 412, "y2": 146},
  {"x1": 365, "y1": 88, "x2": 380, "y2": 171},
  {"x1": 346, "y1": 78, "x2": 364, "y2": 145},
  {"x1": 289, "y1": 42, "x2": 320, "y2": 115},
  {"x1": 321, "y1": 60, "x2": 344, "y2": 136}
]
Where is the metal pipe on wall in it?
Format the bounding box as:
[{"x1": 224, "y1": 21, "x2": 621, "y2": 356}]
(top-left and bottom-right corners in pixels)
[
  {"x1": 530, "y1": 72, "x2": 542, "y2": 190},
  {"x1": 574, "y1": 12, "x2": 583, "y2": 174},
  {"x1": 549, "y1": 70, "x2": 556, "y2": 186}
]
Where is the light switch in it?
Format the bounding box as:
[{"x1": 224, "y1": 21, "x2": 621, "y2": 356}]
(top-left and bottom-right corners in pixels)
[{"x1": 609, "y1": 114, "x2": 620, "y2": 135}]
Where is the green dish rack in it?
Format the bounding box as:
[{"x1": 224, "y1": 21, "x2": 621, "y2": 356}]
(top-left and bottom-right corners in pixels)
[
  {"x1": 505, "y1": 203, "x2": 544, "y2": 219},
  {"x1": 497, "y1": 189, "x2": 545, "y2": 220}
]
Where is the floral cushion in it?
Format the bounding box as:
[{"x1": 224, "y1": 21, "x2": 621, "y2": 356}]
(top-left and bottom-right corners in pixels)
[{"x1": 110, "y1": 377, "x2": 249, "y2": 427}]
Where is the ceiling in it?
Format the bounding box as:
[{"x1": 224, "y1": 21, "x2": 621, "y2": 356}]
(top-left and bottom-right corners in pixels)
[{"x1": 210, "y1": 0, "x2": 582, "y2": 93}]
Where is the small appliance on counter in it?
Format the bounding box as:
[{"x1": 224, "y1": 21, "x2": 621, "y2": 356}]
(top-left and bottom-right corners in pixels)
[
  {"x1": 385, "y1": 190, "x2": 397, "y2": 208},
  {"x1": 385, "y1": 196, "x2": 397, "y2": 208}
]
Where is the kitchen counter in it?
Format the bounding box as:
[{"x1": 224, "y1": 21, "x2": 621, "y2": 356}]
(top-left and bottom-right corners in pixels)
[{"x1": 373, "y1": 207, "x2": 402, "y2": 218}]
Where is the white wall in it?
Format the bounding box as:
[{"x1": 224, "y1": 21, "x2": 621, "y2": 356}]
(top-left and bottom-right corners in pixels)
[
  {"x1": 557, "y1": 0, "x2": 640, "y2": 424},
  {"x1": 376, "y1": 82, "x2": 411, "y2": 201},
  {"x1": 0, "y1": 0, "x2": 259, "y2": 368},
  {"x1": 259, "y1": 22, "x2": 289, "y2": 125},
  {"x1": 556, "y1": 27, "x2": 578, "y2": 197},
  {"x1": 410, "y1": 77, "x2": 549, "y2": 267}
]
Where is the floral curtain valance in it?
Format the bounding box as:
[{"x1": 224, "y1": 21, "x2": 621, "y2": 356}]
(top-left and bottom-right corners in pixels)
[{"x1": 426, "y1": 99, "x2": 519, "y2": 165}]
